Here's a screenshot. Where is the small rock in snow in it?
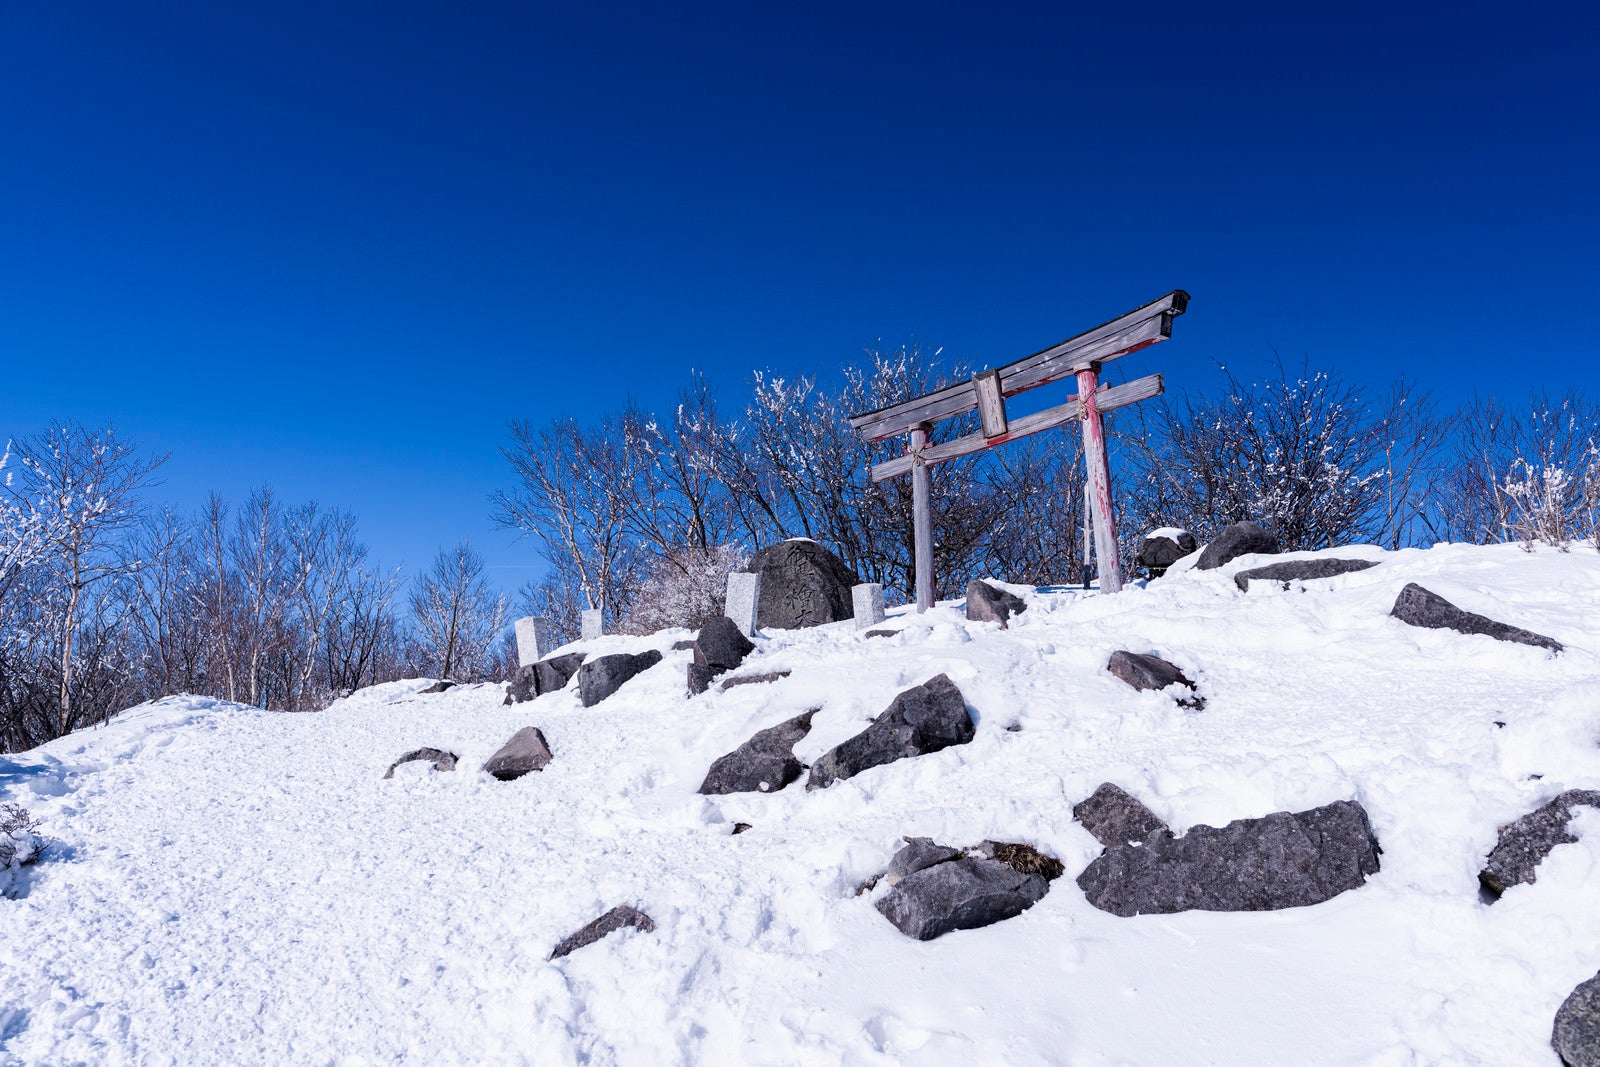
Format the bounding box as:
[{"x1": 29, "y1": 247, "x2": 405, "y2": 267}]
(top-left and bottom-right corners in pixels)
[
  {"x1": 1390, "y1": 583, "x2": 1563, "y2": 652},
  {"x1": 693, "y1": 615, "x2": 755, "y2": 673},
  {"x1": 1234, "y1": 557, "x2": 1379, "y2": 591},
  {"x1": 966, "y1": 580, "x2": 1027, "y2": 628},
  {"x1": 1106, "y1": 651, "x2": 1203, "y2": 708},
  {"x1": 481, "y1": 727, "x2": 553, "y2": 782},
  {"x1": 548, "y1": 905, "x2": 655, "y2": 960},
  {"x1": 503, "y1": 652, "x2": 586, "y2": 705},
  {"x1": 577, "y1": 650, "x2": 663, "y2": 707},
  {"x1": 1136, "y1": 529, "x2": 1198, "y2": 578},
  {"x1": 1194, "y1": 521, "x2": 1280, "y2": 571},
  {"x1": 883, "y1": 837, "x2": 964, "y2": 886},
  {"x1": 731, "y1": 822, "x2": 752, "y2": 835},
  {"x1": 418, "y1": 680, "x2": 457, "y2": 694},
  {"x1": 698, "y1": 710, "x2": 816, "y2": 795},
  {"x1": 1479, "y1": 789, "x2": 1600, "y2": 898},
  {"x1": 382, "y1": 747, "x2": 458, "y2": 779},
  {"x1": 1074, "y1": 783, "x2": 1170, "y2": 848},
  {"x1": 876, "y1": 856, "x2": 1049, "y2": 940},
  {"x1": 806, "y1": 674, "x2": 974, "y2": 790},
  {"x1": 1553, "y1": 970, "x2": 1600, "y2": 1066},
  {"x1": 1077, "y1": 799, "x2": 1381, "y2": 916},
  {"x1": 719, "y1": 670, "x2": 792, "y2": 690}
]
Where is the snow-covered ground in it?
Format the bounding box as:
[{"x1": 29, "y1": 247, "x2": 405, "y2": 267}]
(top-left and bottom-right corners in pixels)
[{"x1": 2, "y1": 542, "x2": 1599, "y2": 1065}]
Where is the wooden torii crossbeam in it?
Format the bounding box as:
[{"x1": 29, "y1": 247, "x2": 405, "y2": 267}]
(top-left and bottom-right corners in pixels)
[{"x1": 848, "y1": 290, "x2": 1189, "y2": 609}]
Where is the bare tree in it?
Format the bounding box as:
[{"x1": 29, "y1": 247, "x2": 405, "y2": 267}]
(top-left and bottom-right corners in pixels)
[
  {"x1": 409, "y1": 541, "x2": 507, "y2": 681},
  {"x1": 7, "y1": 421, "x2": 167, "y2": 737},
  {"x1": 494, "y1": 419, "x2": 647, "y2": 622}
]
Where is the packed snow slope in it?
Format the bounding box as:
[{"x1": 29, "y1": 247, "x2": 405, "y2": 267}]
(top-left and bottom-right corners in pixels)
[{"x1": 4, "y1": 542, "x2": 1600, "y2": 1066}]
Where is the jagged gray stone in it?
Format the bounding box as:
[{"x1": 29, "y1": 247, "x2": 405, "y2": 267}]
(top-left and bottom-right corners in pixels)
[
  {"x1": 1106, "y1": 651, "x2": 1203, "y2": 707},
  {"x1": 1391, "y1": 583, "x2": 1562, "y2": 652},
  {"x1": 883, "y1": 837, "x2": 963, "y2": 886},
  {"x1": 504, "y1": 652, "x2": 586, "y2": 705},
  {"x1": 548, "y1": 905, "x2": 655, "y2": 960},
  {"x1": 418, "y1": 680, "x2": 456, "y2": 694},
  {"x1": 383, "y1": 747, "x2": 458, "y2": 779},
  {"x1": 694, "y1": 615, "x2": 755, "y2": 672},
  {"x1": 1195, "y1": 521, "x2": 1280, "y2": 571},
  {"x1": 806, "y1": 674, "x2": 974, "y2": 790},
  {"x1": 1480, "y1": 790, "x2": 1600, "y2": 897},
  {"x1": 577, "y1": 650, "x2": 663, "y2": 707},
  {"x1": 1234, "y1": 557, "x2": 1379, "y2": 592},
  {"x1": 697, "y1": 710, "x2": 816, "y2": 795},
  {"x1": 1074, "y1": 783, "x2": 1170, "y2": 847},
  {"x1": 744, "y1": 540, "x2": 863, "y2": 629},
  {"x1": 1137, "y1": 529, "x2": 1197, "y2": 577},
  {"x1": 481, "y1": 727, "x2": 553, "y2": 782},
  {"x1": 1554, "y1": 971, "x2": 1600, "y2": 1066},
  {"x1": 966, "y1": 580, "x2": 1028, "y2": 628},
  {"x1": 686, "y1": 662, "x2": 719, "y2": 697},
  {"x1": 876, "y1": 857, "x2": 1049, "y2": 940},
  {"x1": 1077, "y1": 799, "x2": 1381, "y2": 916}
]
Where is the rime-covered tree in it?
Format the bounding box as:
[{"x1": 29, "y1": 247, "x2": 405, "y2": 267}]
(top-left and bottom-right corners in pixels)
[{"x1": 409, "y1": 541, "x2": 507, "y2": 681}]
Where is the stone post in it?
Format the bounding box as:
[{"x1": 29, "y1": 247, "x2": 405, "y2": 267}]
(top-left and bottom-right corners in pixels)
[
  {"x1": 581, "y1": 609, "x2": 603, "y2": 641},
  {"x1": 514, "y1": 616, "x2": 549, "y2": 667},
  {"x1": 725, "y1": 571, "x2": 761, "y2": 638},
  {"x1": 852, "y1": 583, "x2": 885, "y2": 629}
]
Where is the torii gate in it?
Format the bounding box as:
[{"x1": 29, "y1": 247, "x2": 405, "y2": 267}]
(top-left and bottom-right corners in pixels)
[{"x1": 847, "y1": 290, "x2": 1189, "y2": 608}]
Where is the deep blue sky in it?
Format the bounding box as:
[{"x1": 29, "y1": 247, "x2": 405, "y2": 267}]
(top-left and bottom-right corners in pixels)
[{"x1": 3, "y1": 2, "x2": 1596, "y2": 590}]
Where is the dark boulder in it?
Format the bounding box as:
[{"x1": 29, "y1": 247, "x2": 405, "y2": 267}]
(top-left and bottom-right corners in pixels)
[
  {"x1": 1195, "y1": 521, "x2": 1280, "y2": 571},
  {"x1": 883, "y1": 837, "x2": 964, "y2": 886},
  {"x1": 1554, "y1": 971, "x2": 1600, "y2": 1066},
  {"x1": 383, "y1": 747, "x2": 458, "y2": 779},
  {"x1": 966, "y1": 580, "x2": 1028, "y2": 628},
  {"x1": 686, "y1": 662, "x2": 718, "y2": 697},
  {"x1": 503, "y1": 652, "x2": 586, "y2": 705},
  {"x1": 745, "y1": 540, "x2": 863, "y2": 629},
  {"x1": 1234, "y1": 557, "x2": 1380, "y2": 592},
  {"x1": 807, "y1": 674, "x2": 974, "y2": 790},
  {"x1": 671, "y1": 639, "x2": 697, "y2": 651},
  {"x1": 1479, "y1": 790, "x2": 1600, "y2": 897},
  {"x1": 1107, "y1": 651, "x2": 1203, "y2": 708},
  {"x1": 418, "y1": 680, "x2": 457, "y2": 694},
  {"x1": 549, "y1": 905, "x2": 655, "y2": 960},
  {"x1": 1391, "y1": 583, "x2": 1563, "y2": 652},
  {"x1": 1136, "y1": 529, "x2": 1198, "y2": 577},
  {"x1": 694, "y1": 615, "x2": 755, "y2": 672},
  {"x1": 698, "y1": 710, "x2": 816, "y2": 795},
  {"x1": 876, "y1": 857, "x2": 1050, "y2": 940},
  {"x1": 1074, "y1": 782, "x2": 1170, "y2": 847},
  {"x1": 577, "y1": 650, "x2": 663, "y2": 708},
  {"x1": 1077, "y1": 799, "x2": 1381, "y2": 916},
  {"x1": 481, "y1": 726, "x2": 553, "y2": 781}
]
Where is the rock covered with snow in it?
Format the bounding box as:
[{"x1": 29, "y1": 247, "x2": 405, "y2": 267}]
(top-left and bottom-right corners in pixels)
[
  {"x1": 1554, "y1": 971, "x2": 1600, "y2": 1067},
  {"x1": 1391, "y1": 583, "x2": 1563, "y2": 652},
  {"x1": 965, "y1": 579, "x2": 1027, "y2": 628},
  {"x1": 1074, "y1": 782, "x2": 1170, "y2": 847},
  {"x1": 549, "y1": 905, "x2": 655, "y2": 960},
  {"x1": 577, "y1": 650, "x2": 663, "y2": 707},
  {"x1": 1195, "y1": 521, "x2": 1280, "y2": 571},
  {"x1": 481, "y1": 726, "x2": 553, "y2": 781},
  {"x1": 1234, "y1": 557, "x2": 1379, "y2": 591},
  {"x1": 383, "y1": 747, "x2": 458, "y2": 779},
  {"x1": 1107, "y1": 651, "x2": 1203, "y2": 708},
  {"x1": 1136, "y1": 528, "x2": 1198, "y2": 577},
  {"x1": 871, "y1": 836, "x2": 1060, "y2": 941},
  {"x1": 744, "y1": 539, "x2": 862, "y2": 630},
  {"x1": 504, "y1": 652, "x2": 586, "y2": 705},
  {"x1": 806, "y1": 674, "x2": 974, "y2": 790},
  {"x1": 688, "y1": 616, "x2": 755, "y2": 695},
  {"x1": 697, "y1": 710, "x2": 815, "y2": 795},
  {"x1": 1077, "y1": 800, "x2": 1381, "y2": 916},
  {"x1": 1479, "y1": 790, "x2": 1600, "y2": 898}
]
